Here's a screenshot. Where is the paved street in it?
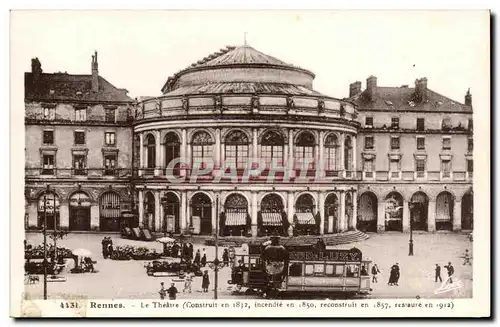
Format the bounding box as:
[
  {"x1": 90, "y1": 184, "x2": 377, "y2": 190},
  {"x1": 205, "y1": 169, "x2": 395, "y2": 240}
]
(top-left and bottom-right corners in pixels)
[{"x1": 23, "y1": 232, "x2": 472, "y2": 300}]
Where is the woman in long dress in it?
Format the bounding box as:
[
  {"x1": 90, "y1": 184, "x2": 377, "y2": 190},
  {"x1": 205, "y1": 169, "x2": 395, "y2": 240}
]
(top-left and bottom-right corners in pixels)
[{"x1": 202, "y1": 270, "x2": 210, "y2": 293}]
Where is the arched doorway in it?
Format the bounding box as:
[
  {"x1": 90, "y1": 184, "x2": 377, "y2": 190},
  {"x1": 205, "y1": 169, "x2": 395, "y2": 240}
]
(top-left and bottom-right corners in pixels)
[
  {"x1": 143, "y1": 192, "x2": 155, "y2": 231},
  {"x1": 324, "y1": 193, "x2": 339, "y2": 234},
  {"x1": 37, "y1": 192, "x2": 60, "y2": 230},
  {"x1": 436, "y1": 192, "x2": 453, "y2": 231},
  {"x1": 461, "y1": 192, "x2": 473, "y2": 230},
  {"x1": 410, "y1": 192, "x2": 429, "y2": 231},
  {"x1": 190, "y1": 193, "x2": 212, "y2": 235},
  {"x1": 164, "y1": 132, "x2": 180, "y2": 175},
  {"x1": 162, "y1": 192, "x2": 180, "y2": 234},
  {"x1": 69, "y1": 192, "x2": 91, "y2": 231},
  {"x1": 357, "y1": 192, "x2": 377, "y2": 232},
  {"x1": 223, "y1": 193, "x2": 250, "y2": 236},
  {"x1": 259, "y1": 193, "x2": 287, "y2": 236},
  {"x1": 146, "y1": 134, "x2": 156, "y2": 174},
  {"x1": 385, "y1": 192, "x2": 403, "y2": 232},
  {"x1": 294, "y1": 193, "x2": 318, "y2": 235},
  {"x1": 99, "y1": 191, "x2": 121, "y2": 231}
]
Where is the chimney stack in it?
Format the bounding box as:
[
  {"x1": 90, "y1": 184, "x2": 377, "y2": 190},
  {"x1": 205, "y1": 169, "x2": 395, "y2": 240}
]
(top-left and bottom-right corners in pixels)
[
  {"x1": 31, "y1": 58, "x2": 42, "y2": 82},
  {"x1": 465, "y1": 88, "x2": 472, "y2": 107},
  {"x1": 91, "y1": 51, "x2": 99, "y2": 93},
  {"x1": 349, "y1": 81, "x2": 362, "y2": 97},
  {"x1": 415, "y1": 77, "x2": 428, "y2": 102},
  {"x1": 366, "y1": 75, "x2": 377, "y2": 100}
]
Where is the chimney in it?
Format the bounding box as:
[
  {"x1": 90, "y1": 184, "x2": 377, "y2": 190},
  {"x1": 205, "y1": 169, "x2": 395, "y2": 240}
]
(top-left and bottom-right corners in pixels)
[
  {"x1": 415, "y1": 77, "x2": 428, "y2": 102},
  {"x1": 349, "y1": 81, "x2": 362, "y2": 97},
  {"x1": 91, "y1": 51, "x2": 99, "y2": 93},
  {"x1": 366, "y1": 75, "x2": 377, "y2": 100},
  {"x1": 465, "y1": 88, "x2": 472, "y2": 107},
  {"x1": 31, "y1": 57, "x2": 42, "y2": 81}
]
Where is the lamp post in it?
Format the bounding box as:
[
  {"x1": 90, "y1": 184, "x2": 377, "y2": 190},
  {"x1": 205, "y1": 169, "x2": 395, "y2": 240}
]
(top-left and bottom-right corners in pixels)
[
  {"x1": 207, "y1": 194, "x2": 224, "y2": 299},
  {"x1": 43, "y1": 187, "x2": 48, "y2": 300},
  {"x1": 408, "y1": 202, "x2": 414, "y2": 256}
]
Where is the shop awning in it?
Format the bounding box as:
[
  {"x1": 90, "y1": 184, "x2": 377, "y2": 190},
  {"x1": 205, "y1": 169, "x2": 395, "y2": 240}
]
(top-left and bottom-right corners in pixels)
[
  {"x1": 225, "y1": 212, "x2": 247, "y2": 226},
  {"x1": 262, "y1": 212, "x2": 282, "y2": 226},
  {"x1": 296, "y1": 212, "x2": 315, "y2": 225}
]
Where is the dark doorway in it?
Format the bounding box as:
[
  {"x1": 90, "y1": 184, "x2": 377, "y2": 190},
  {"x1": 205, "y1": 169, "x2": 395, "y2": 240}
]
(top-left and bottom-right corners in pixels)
[
  {"x1": 162, "y1": 192, "x2": 180, "y2": 234},
  {"x1": 324, "y1": 193, "x2": 338, "y2": 234},
  {"x1": 191, "y1": 193, "x2": 212, "y2": 235},
  {"x1": 410, "y1": 192, "x2": 429, "y2": 231},
  {"x1": 69, "y1": 192, "x2": 91, "y2": 231},
  {"x1": 357, "y1": 192, "x2": 377, "y2": 232},
  {"x1": 461, "y1": 192, "x2": 473, "y2": 230}
]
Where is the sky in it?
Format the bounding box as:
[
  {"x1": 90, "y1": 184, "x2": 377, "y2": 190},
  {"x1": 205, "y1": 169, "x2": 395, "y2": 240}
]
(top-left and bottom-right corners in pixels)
[{"x1": 11, "y1": 10, "x2": 489, "y2": 103}]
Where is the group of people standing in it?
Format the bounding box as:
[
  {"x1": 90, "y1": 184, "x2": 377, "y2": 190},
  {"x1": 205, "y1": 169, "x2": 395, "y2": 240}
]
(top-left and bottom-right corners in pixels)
[
  {"x1": 101, "y1": 237, "x2": 114, "y2": 259},
  {"x1": 158, "y1": 270, "x2": 211, "y2": 300}
]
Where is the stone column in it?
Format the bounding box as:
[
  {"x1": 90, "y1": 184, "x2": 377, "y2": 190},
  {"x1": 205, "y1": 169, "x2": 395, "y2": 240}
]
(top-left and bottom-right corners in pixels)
[
  {"x1": 352, "y1": 135, "x2": 357, "y2": 178},
  {"x1": 339, "y1": 133, "x2": 345, "y2": 177},
  {"x1": 377, "y1": 201, "x2": 385, "y2": 232},
  {"x1": 428, "y1": 200, "x2": 436, "y2": 232},
  {"x1": 215, "y1": 129, "x2": 221, "y2": 168},
  {"x1": 59, "y1": 203, "x2": 69, "y2": 229},
  {"x1": 154, "y1": 130, "x2": 161, "y2": 176},
  {"x1": 318, "y1": 131, "x2": 325, "y2": 178},
  {"x1": 154, "y1": 190, "x2": 161, "y2": 232},
  {"x1": 138, "y1": 133, "x2": 144, "y2": 176},
  {"x1": 318, "y1": 191, "x2": 325, "y2": 235},
  {"x1": 180, "y1": 129, "x2": 187, "y2": 176},
  {"x1": 287, "y1": 191, "x2": 294, "y2": 236},
  {"x1": 138, "y1": 190, "x2": 144, "y2": 227},
  {"x1": 352, "y1": 191, "x2": 358, "y2": 230},
  {"x1": 403, "y1": 199, "x2": 410, "y2": 232},
  {"x1": 288, "y1": 129, "x2": 294, "y2": 177},
  {"x1": 186, "y1": 140, "x2": 192, "y2": 172},
  {"x1": 339, "y1": 191, "x2": 346, "y2": 232},
  {"x1": 252, "y1": 128, "x2": 258, "y2": 161},
  {"x1": 251, "y1": 192, "x2": 258, "y2": 237},
  {"x1": 180, "y1": 192, "x2": 187, "y2": 232},
  {"x1": 159, "y1": 199, "x2": 164, "y2": 233},
  {"x1": 453, "y1": 200, "x2": 462, "y2": 232},
  {"x1": 90, "y1": 204, "x2": 99, "y2": 230}
]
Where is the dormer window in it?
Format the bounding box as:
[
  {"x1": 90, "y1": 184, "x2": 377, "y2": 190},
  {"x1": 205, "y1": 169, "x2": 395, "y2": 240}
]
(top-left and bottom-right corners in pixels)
[
  {"x1": 365, "y1": 117, "x2": 373, "y2": 128},
  {"x1": 391, "y1": 117, "x2": 399, "y2": 129}
]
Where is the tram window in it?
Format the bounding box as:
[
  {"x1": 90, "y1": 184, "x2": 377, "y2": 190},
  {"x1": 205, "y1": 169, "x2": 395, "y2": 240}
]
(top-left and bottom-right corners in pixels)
[
  {"x1": 289, "y1": 263, "x2": 302, "y2": 277},
  {"x1": 304, "y1": 264, "x2": 314, "y2": 276},
  {"x1": 314, "y1": 264, "x2": 325, "y2": 276},
  {"x1": 250, "y1": 258, "x2": 260, "y2": 270},
  {"x1": 345, "y1": 264, "x2": 359, "y2": 278},
  {"x1": 326, "y1": 265, "x2": 344, "y2": 277}
]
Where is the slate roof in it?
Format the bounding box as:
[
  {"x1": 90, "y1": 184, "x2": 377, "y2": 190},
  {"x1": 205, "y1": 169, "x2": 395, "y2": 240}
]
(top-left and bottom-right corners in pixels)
[
  {"x1": 348, "y1": 86, "x2": 471, "y2": 113},
  {"x1": 25, "y1": 72, "x2": 134, "y2": 103},
  {"x1": 164, "y1": 82, "x2": 326, "y2": 97}
]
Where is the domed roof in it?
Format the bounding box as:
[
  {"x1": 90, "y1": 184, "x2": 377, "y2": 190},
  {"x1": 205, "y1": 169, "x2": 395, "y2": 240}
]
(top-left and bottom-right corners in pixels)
[{"x1": 195, "y1": 45, "x2": 298, "y2": 68}]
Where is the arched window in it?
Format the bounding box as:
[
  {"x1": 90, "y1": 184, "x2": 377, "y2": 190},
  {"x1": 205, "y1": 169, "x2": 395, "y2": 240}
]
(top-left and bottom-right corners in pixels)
[
  {"x1": 146, "y1": 134, "x2": 156, "y2": 170},
  {"x1": 225, "y1": 131, "x2": 249, "y2": 169},
  {"x1": 260, "y1": 131, "x2": 284, "y2": 166},
  {"x1": 164, "y1": 132, "x2": 180, "y2": 170},
  {"x1": 324, "y1": 134, "x2": 339, "y2": 173},
  {"x1": 344, "y1": 136, "x2": 353, "y2": 172},
  {"x1": 191, "y1": 131, "x2": 214, "y2": 168},
  {"x1": 294, "y1": 132, "x2": 315, "y2": 169}
]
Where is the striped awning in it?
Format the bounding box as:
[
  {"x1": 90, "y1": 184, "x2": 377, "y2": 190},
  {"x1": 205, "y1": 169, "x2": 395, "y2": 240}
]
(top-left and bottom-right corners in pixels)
[
  {"x1": 262, "y1": 212, "x2": 282, "y2": 226},
  {"x1": 296, "y1": 212, "x2": 315, "y2": 225},
  {"x1": 225, "y1": 212, "x2": 247, "y2": 226}
]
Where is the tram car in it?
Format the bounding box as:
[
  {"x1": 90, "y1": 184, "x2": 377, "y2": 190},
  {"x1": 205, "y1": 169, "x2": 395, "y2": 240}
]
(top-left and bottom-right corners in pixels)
[{"x1": 229, "y1": 237, "x2": 372, "y2": 298}]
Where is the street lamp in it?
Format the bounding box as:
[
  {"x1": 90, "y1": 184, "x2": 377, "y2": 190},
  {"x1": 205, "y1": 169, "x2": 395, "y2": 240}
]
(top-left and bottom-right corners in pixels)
[
  {"x1": 408, "y1": 202, "x2": 414, "y2": 256},
  {"x1": 42, "y1": 185, "x2": 50, "y2": 300},
  {"x1": 207, "y1": 194, "x2": 224, "y2": 299}
]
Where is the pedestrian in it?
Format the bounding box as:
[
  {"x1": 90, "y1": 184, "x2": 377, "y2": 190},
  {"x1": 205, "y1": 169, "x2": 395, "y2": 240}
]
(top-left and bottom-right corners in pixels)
[
  {"x1": 222, "y1": 249, "x2": 229, "y2": 266},
  {"x1": 183, "y1": 243, "x2": 189, "y2": 260},
  {"x1": 188, "y1": 243, "x2": 194, "y2": 260},
  {"x1": 444, "y1": 262, "x2": 454, "y2": 284},
  {"x1": 463, "y1": 249, "x2": 471, "y2": 265},
  {"x1": 158, "y1": 282, "x2": 166, "y2": 300},
  {"x1": 108, "y1": 239, "x2": 114, "y2": 257},
  {"x1": 394, "y1": 263, "x2": 400, "y2": 286},
  {"x1": 435, "y1": 264, "x2": 442, "y2": 283},
  {"x1": 201, "y1": 253, "x2": 207, "y2": 267},
  {"x1": 388, "y1": 264, "x2": 397, "y2": 286},
  {"x1": 101, "y1": 237, "x2": 109, "y2": 259},
  {"x1": 371, "y1": 264, "x2": 381, "y2": 283},
  {"x1": 167, "y1": 282, "x2": 179, "y2": 300},
  {"x1": 202, "y1": 270, "x2": 210, "y2": 293},
  {"x1": 194, "y1": 249, "x2": 201, "y2": 266},
  {"x1": 183, "y1": 272, "x2": 193, "y2": 293},
  {"x1": 316, "y1": 238, "x2": 326, "y2": 251}
]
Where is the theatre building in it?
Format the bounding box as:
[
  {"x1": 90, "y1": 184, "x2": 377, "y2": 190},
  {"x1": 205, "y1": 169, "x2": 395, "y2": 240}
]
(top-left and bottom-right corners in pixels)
[
  {"x1": 24, "y1": 53, "x2": 135, "y2": 231},
  {"x1": 24, "y1": 45, "x2": 474, "y2": 235}
]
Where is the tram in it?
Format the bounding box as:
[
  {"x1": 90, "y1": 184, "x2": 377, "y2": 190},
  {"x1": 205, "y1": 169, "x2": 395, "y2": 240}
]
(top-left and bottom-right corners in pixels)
[{"x1": 229, "y1": 237, "x2": 372, "y2": 298}]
